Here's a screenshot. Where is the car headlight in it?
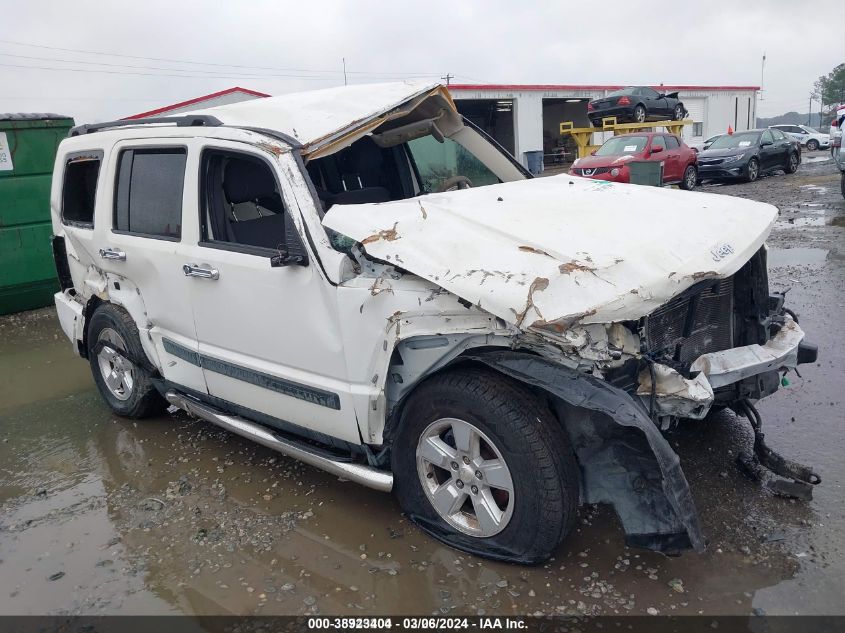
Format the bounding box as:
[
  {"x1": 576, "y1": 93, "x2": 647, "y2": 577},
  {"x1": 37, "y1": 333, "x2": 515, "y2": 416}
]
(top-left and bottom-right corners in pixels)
[
  {"x1": 722, "y1": 153, "x2": 745, "y2": 164},
  {"x1": 610, "y1": 168, "x2": 620, "y2": 176}
]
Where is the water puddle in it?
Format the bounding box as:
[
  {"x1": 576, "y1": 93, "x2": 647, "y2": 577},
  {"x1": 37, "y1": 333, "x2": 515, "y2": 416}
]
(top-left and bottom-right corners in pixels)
[
  {"x1": 3, "y1": 303, "x2": 844, "y2": 617},
  {"x1": 803, "y1": 155, "x2": 831, "y2": 165}
]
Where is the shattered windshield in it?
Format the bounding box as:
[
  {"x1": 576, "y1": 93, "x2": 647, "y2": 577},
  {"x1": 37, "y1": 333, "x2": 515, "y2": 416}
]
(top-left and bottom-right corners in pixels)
[
  {"x1": 595, "y1": 136, "x2": 648, "y2": 156},
  {"x1": 407, "y1": 135, "x2": 500, "y2": 193}
]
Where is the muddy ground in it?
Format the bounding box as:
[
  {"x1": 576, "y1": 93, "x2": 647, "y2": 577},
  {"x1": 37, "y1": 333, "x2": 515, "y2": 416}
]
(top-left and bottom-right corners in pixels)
[{"x1": 1, "y1": 152, "x2": 843, "y2": 617}]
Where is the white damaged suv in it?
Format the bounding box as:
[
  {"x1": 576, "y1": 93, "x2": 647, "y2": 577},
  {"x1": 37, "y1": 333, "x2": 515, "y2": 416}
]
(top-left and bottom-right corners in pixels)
[{"x1": 51, "y1": 82, "x2": 820, "y2": 563}]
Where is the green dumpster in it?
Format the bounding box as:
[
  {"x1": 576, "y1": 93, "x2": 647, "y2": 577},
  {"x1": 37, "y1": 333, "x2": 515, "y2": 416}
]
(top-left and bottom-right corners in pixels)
[
  {"x1": 627, "y1": 160, "x2": 664, "y2": 187},
  {"x1": 0, "y1": 113, "x2": 74, "y2": 315}
]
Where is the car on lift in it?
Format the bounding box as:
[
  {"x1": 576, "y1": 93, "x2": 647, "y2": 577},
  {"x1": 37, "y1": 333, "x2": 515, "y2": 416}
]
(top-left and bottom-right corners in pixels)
[
  {"x1": 697, "y1": 128, "x2": 801, "y2": 183},
  {"x1": 588, "y1": 87, "x2": 687, "y2": 126},
  {"x1": 51, "y1": 82, "x2": 819, "y2": 565},
  {"x1": 569, "y1": 132, "x2": 698, "y2": 189}
]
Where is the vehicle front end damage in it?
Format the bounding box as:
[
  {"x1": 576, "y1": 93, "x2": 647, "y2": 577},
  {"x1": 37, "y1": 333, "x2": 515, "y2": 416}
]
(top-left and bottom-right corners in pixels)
[{"x1": 324, "y1": 175, "x2": 821, "y2": 554}]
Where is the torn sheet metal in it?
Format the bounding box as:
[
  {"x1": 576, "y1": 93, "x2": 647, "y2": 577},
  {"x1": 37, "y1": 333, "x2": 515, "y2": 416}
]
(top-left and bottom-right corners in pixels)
[
  {"x1": 185, "y1": 81, "x2": 449, "y2": 156},
  {"x1": 323, "y1": 176, "x2": 778, "y2": 329},
  {"x1": 690, "y1": 315, "x2": 804, "y2": 388},
  {"x1": 463, "y1": 351, "x2": 706, "y2": 554},
  {"x1": 637, "y1": 363, "x2": 714, "y2": 419}
]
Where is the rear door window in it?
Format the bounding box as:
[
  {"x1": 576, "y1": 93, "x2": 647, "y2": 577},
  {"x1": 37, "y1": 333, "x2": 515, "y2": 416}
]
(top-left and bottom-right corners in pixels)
[
  {"x1": 665, "y1": 136, "x2": 680, "y2": 149},
  {"x1": 114, "y1": 148, "x2": 186, "y2": 240}
]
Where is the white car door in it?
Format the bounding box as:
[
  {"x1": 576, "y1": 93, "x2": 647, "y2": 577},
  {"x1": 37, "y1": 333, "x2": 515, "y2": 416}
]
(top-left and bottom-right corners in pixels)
[
  {"x1": 95, "y1": 139, "x2": 206, "y2": 394},
  {"x1": 179, "y1": 139, "x2": 360, "y2": 444}
]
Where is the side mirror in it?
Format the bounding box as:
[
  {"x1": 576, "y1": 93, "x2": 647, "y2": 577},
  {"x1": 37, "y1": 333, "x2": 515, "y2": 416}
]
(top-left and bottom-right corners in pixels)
[
  {"x1": 590, "y1": 150, "x2": 597, "y2": 156},
  {"x1": 651, "y1": 146, "x2": 664, "y2": 154}
]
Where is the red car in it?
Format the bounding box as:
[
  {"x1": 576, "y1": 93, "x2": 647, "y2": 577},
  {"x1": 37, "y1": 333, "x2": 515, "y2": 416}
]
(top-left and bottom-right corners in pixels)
[{"x1": 569, "y1": 132, "x2": 698, "y2": 190}]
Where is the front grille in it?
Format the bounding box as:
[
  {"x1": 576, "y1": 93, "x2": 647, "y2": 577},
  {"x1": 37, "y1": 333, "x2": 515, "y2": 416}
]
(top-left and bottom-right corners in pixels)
[
  {"x1": 698, "y1": 158, "x2": 724, "y2": 165},
  {"x1": 574, "y1": 167, "x2": 610, "y2": 176},
  {"x1": 645, "y1": 277, "x2": 734, "y2": 365}
]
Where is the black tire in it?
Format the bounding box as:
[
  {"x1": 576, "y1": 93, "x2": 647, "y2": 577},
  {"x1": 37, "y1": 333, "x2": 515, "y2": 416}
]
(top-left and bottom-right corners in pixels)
[
  {"x1": 392, "y1": 367, "x2": 580, "y2": 564},
  {"x1": 87, "y1": 303, "x2": 167, "y2": 418},
  {"x1": 840, "y1": 173, "x2": 845, "y2": 199},
  {"x1": 785, "y1": 152, "x2": 799, "y2": 174},
  {"x1": 633, "y1": 104, "x2": 647, "y2": 123},
  {"x1": 680, "y1": 164, "x2": 698, "y2": 190},
  {"x1": 806, "y1": 139, "x2": 819, "y2": 152},
  {"x1": 745, "y1": 157, "x2": 760, "y2": 182},
  {"x1": 673, "y1": 104, "x2": 684, "y2": 120}
]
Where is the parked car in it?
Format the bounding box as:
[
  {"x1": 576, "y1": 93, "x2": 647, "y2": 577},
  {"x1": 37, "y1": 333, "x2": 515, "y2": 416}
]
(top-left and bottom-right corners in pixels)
[
  {"x1": 697, "y1": 128, "x2": 801, "y2": 182},
  {"x1": 588, "y1": 87, "x2": 687, "y2": 126},
  {"x1": 569, "y1": 132, "x2": 698, "y2": 189},
  {"x1": 769, "y1": 124, "x2": 830, "y2": 151},
  {"x1": 690, "y1": 133, "x2": 723, "y2": 153},
  {"x1": 51, "y1": 82, "x2": 819, "y2": 564}
]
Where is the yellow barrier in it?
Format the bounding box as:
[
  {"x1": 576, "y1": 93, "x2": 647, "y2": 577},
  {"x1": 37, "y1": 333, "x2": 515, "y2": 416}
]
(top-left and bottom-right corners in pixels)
[{"x1": 559, "y1": 118, "x2": 694, "y2": 158}]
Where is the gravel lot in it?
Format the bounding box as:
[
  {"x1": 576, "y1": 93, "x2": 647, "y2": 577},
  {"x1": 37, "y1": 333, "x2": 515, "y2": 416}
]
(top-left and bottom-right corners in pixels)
[{"x1": 1, "y1": 152, "x2": 842, "y2": 616}]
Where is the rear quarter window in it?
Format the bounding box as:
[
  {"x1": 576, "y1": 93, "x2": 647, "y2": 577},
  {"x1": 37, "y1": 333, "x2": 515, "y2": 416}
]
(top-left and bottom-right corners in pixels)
[{"x1": 61, "y1": 151, "x2": 103, "y2": 228}]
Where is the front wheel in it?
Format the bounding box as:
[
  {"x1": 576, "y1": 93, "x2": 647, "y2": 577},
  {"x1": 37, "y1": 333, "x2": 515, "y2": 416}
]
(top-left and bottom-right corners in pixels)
[
  {"x1": 785, "y1": 152, "x2": 799, "y2": 174},
  {"x1": 806, "y1": 139, "x2": 819, "y2": 152},
  {"x1": 745, "y1": 157, "x2": 760, "y2": 182},
  {"x1": 673, "y1": 104, "x2": 684, "y2": 120},
  {"x1": 392, "y1": 367, "x2": 580, "y2": 563},
  {"x1": 840, "y1": 172, "x2": 845, "y2": 199},
  {"x1": 680, "y1": 164, "x2": 698, "y2": 190}
]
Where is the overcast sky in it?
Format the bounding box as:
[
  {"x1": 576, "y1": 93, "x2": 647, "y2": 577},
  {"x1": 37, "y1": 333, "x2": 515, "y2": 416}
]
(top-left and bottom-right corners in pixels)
[{"x1": 1, "y1": 0, "x2": 836, "y2": 124}]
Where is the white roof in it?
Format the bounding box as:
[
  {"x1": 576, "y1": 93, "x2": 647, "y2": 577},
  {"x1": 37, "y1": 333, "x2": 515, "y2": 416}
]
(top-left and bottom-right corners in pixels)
[{"x1": 185, "y1": 81, "x2": 440, "y2": 150}]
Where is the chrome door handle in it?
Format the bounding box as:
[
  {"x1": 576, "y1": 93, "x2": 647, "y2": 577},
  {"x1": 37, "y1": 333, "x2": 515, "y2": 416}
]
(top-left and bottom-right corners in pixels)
[
  {"x1": 99, "y1": 248, "x2": 126, "y2": 261},
  {"x1": 183, "y1": 263, "x2": 219, "y2": 280}
]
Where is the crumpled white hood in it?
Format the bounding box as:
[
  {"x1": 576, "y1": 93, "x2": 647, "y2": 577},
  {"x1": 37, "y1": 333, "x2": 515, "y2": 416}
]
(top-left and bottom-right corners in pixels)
[{"x1": 323, "y1": 175, "x2": 777, "y2": 329}]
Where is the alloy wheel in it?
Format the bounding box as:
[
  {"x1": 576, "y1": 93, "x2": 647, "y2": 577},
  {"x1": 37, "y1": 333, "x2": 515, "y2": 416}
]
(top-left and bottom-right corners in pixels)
[
  {"x1": 416, "y1": 417, "x2": 515, "y2": 537},
  {"x1": 96, "y1": 328, "x2": 135, "y2": 401}
]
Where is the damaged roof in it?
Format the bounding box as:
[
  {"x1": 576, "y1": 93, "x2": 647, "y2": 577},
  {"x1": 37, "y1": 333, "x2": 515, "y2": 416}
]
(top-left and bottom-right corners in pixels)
[
  {"x1": 323, "y1": 175, "x2": 778, "y2": 330},
  {"x1": 184, "y1": 80, "x2": 445, "y2": 152}
]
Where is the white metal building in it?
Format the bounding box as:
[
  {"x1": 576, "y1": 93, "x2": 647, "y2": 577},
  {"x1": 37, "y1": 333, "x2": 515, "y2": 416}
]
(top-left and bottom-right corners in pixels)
[{"x1": 448, "y1": 84, "x2": 759, "y2": 168}]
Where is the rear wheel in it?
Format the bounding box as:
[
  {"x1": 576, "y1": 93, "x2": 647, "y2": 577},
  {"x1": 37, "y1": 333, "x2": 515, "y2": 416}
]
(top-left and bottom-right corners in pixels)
[
  {"x1": 680, "y1": 164, "x2": 698, "y2": 190},
  {"x1": 673, "y1": 104, "x2": 684, "y2": 120},
  {"x1": 392, "y1": 367, "x2": 580, "y2": 563},
  {"x1": 785, "y1": 152, "x2": 799, "y2": 174},
  {"x1": 745, "y1": 157, "x2": 760, "y2": 182},
  {"x1": 87, "y1": 304, "x2": 167, "y2": 418},
  {"x1": 806, "y1": 139, "x2": 819, "y2": 152},
  {"x1": 840, "y1": 173, "x2": 845, "y2": 199},
  {"x1": 633, "y1": 105, "x2": 647, "y2": 123}
]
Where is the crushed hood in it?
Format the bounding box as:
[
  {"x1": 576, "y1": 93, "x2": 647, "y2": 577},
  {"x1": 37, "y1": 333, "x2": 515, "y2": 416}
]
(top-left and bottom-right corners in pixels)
[{"x1": 323, "y1": 175, "x2": 777, "y2": 330}]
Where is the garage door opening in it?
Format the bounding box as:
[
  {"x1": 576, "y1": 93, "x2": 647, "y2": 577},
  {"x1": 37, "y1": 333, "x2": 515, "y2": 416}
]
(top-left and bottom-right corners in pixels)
[
  {"x1": 454, "y1": 99, "x2": 515, "y2": 156},
  {"x1": 542, "y1": 98, "x2": 589, "y2": 168}
]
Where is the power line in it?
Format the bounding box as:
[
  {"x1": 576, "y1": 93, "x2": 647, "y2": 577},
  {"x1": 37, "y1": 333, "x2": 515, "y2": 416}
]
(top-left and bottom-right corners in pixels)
[
  {"x1": 0, "y1": 38, "x2": 444, "y2": 77},
  {"x1": 0, "y1": 51, "x2": 347, "y2": 78}
]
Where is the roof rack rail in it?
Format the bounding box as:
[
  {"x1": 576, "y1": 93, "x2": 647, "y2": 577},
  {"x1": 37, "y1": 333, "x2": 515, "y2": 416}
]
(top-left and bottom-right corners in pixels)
[{"x1": 69, "y1": 114, "x2": 223, "y2": 136}]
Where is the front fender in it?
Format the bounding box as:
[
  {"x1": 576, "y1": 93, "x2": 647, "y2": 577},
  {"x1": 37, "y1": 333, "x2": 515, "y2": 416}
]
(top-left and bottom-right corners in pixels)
[{"x1": 467, "y1": 351, "x2": 706, "y2": 554}]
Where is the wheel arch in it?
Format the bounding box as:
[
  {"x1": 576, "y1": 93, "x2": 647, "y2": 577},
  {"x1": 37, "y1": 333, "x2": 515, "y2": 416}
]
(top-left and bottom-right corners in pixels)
[{"x1": 386, "y1": 349, "x2": 706, "y2": 555}]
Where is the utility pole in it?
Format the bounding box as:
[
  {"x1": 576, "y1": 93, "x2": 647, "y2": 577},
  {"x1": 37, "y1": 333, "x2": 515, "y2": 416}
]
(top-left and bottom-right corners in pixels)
[
  {"x1": 342, "y1": 58, "x2": 347, "y2": 86},
  {"x1": 441, "y1": 73, "x2": 453, "y2": 86},
  {"x1": 760, "y1": 52, "x2": 766, "y2": 100},
  {"x1": 808, "y1": 94, "x2": 812, "y2": 127}
]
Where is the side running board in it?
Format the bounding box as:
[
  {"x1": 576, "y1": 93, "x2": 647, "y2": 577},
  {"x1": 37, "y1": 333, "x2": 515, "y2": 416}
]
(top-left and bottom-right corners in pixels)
[{"x1": 164, "y1": 391, "x2": 393, "y2": 493}]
